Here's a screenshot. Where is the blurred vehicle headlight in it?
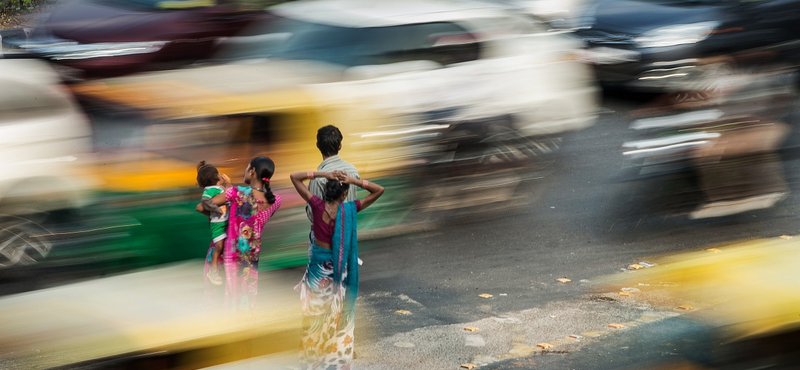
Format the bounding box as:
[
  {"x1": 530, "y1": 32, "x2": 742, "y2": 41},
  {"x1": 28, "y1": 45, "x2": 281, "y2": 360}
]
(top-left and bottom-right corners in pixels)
[
  {"x1": 24, "y1": 41, "x2": 169, "y2": 60},
  {"x1": 634, "y1": 22, "x2": 718, "y2": 48}
]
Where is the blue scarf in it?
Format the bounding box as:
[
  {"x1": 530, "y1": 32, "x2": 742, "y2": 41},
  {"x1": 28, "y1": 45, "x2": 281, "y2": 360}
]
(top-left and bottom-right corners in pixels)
[{"x1": 331, "y1": 201, "x2": 359, "y2": 314}]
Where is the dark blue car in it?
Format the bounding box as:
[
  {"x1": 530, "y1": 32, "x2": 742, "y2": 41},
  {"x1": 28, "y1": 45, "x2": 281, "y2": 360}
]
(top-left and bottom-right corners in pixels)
[{"x1": 572, "y1": 0, "x2": 800, "y2": 91}]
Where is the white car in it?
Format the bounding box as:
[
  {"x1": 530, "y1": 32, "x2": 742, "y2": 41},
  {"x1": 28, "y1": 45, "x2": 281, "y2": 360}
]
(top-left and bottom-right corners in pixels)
[
  {"x1": 0, "y1": 59, "x2": 94, "y2": 268},
  {"x1": 225, "y1": 0, "x2": 600, "y2": 137}
]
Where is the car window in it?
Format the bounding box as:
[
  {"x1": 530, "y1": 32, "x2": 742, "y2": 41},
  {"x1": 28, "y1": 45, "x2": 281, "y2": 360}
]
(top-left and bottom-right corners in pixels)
[
  {"x1": 373, "y1": 22, "x2": 482, "y2": 65},
  {"x1": 216, "y1": 16, "x2": 481, "y2": 66}
]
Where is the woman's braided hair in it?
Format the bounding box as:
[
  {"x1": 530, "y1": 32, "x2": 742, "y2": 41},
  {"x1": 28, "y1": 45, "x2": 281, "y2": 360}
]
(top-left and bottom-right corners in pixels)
[{"x1": 249, "y1": 157, "x2": 276, "y2": 204}]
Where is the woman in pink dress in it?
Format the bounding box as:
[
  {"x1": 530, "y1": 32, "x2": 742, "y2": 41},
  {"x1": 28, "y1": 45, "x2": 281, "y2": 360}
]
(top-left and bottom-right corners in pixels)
[{"x1": 197, "y1": 156, "x2": 282, "y2": 313}]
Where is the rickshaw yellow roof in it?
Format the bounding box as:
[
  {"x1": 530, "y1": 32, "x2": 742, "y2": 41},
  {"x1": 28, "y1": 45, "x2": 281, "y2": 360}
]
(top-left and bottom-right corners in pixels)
[{"x1": 73, "y1": 79, "x2": 320, "y2": 120}]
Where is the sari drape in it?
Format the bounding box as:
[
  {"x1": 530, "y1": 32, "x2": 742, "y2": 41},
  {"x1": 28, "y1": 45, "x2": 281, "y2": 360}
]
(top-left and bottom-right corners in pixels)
[{"x1": 297, "y1": 201, "x2": 359, "y2": 370}]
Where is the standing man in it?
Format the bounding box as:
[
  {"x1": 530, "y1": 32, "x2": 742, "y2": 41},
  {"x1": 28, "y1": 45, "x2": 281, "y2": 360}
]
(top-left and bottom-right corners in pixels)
[{"x1": 306, "y1": 125, "x2": 360, "y2": 251}]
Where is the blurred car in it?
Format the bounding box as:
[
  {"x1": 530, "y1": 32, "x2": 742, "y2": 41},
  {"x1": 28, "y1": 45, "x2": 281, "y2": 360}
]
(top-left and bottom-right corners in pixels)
[
  {"x1": 0, "y1": 58, "x2": 96, "y2": 272},
  {"x1": 572, "y1": 0, "x2": 800, "y2": 91},
  {"x1": 10, "y1": 0, "x2": 270, "y2": 79},
  {"x1": 216, "y1": 0, "x2": 599, "y2": 134},
  {"x1": 0, "y1": 59, "x2": 186, "y2": 288}
]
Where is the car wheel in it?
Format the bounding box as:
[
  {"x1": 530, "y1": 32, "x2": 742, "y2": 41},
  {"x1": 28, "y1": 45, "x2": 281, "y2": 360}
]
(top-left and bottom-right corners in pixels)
[{"x1": 0, "y1": 216, "x2": 54, "y2": 269}]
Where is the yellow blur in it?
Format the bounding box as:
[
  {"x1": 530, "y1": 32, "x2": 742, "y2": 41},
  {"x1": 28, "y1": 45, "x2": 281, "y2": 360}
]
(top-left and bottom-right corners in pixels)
[
  {"x1": 0, "y1": 262, "x2": 302, "y2": 369},
  {"x1": 598, "y1": 236, "x2": 800, "y2": 342}
]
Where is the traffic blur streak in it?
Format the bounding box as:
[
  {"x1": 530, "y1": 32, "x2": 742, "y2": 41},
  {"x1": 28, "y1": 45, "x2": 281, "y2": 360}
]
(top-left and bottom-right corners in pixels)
[
  {"x1": 64, "y1": 0, "x2": 600, "y2": 269},
  {"x1": 620, "y1": 63, "x2": 798, "y2": 219},
  {"x1": 598, "y1": 236, "x2": 800, "y2": 369},
  {"x1": 0, "y1": 262, "x2": 304, "y2": 369}
]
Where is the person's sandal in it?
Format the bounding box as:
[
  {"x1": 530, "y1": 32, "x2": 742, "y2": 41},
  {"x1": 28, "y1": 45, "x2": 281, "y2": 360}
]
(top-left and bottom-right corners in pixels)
[{"x1": 207, "y1": 269, "x2": 222, "y2": 285}]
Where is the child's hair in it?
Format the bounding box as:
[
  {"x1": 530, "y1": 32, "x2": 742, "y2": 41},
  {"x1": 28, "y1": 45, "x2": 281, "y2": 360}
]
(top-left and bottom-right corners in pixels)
[
  {"x1": 324, "y1": 180, "x2": 348, "y2": 202},
  {"x1": 249, "y1": 156, "x2": 277, "y2": 204},
  {"x1": 197, "y1": 160, "x2": 220, "y2": 188}
]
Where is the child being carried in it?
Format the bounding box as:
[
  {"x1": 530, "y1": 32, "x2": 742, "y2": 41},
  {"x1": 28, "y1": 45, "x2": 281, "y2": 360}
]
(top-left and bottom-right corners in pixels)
[{"x1": 197, "y1": 160, "x2": 231, "y2": 285}]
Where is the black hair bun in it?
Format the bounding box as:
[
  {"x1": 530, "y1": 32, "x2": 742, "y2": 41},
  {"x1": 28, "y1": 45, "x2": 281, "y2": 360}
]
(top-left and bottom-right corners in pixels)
[{"x1": 324, "y1": 180, "x2": 348, "y2": 202}]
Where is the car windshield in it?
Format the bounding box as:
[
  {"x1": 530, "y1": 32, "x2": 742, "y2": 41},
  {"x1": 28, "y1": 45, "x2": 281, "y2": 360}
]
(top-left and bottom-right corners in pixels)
[{"x1": 214, "y1": 16, "x2": 477, "y2": 66}]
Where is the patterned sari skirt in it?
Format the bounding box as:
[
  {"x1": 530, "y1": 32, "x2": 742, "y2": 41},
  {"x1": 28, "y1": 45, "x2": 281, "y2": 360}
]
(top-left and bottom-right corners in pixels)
[
  {"x1": 204, "y1": 242, "x2": 259, "y2": 316},
  {"x1": 296, "y1": 244, "x2": 355, "y2": 370}
]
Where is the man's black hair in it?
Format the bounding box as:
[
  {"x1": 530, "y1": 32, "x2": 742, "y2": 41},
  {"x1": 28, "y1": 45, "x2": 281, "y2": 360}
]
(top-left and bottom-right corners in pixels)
[{"x1": 316, "y1": 125, "x2": 343, "y2": 157}]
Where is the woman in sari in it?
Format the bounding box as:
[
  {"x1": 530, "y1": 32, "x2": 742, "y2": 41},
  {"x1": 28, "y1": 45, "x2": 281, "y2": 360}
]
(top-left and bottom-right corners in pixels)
[
  {"x1": 197, "y1": 156, "x2": 282, "y2": 314},
  {"x1": 289, "y1": 170, "x2": 384, "y2": 370}
]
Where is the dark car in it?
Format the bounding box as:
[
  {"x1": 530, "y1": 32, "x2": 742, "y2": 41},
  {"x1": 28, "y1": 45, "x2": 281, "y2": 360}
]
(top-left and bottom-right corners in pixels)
[
  {"x1": 572, "y1": 0, "x2": 800, "y2": 91},
  {"x1": 13, "y1": 0, "x2": 272, "y2": 79}
]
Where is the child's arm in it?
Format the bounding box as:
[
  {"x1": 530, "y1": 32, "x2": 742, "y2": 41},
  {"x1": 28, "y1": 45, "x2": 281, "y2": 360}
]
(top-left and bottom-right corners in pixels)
[
  {"x1": 196, "y1": 192, "x2": 228, "y2": 214},
  {"x1": 201, "y1": 198, "x2": 223, "y2": 214}
]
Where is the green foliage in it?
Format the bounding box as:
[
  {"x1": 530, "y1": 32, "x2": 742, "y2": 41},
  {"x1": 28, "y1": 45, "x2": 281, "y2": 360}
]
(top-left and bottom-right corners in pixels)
[{"x1": 0, "y1": 0, "x2": 45, "y2": 16}]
